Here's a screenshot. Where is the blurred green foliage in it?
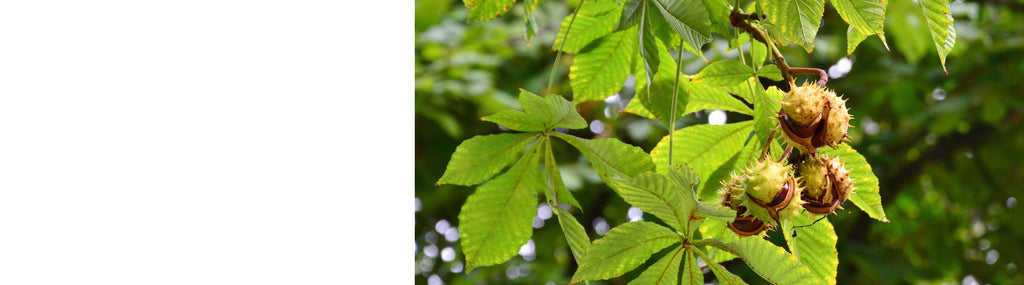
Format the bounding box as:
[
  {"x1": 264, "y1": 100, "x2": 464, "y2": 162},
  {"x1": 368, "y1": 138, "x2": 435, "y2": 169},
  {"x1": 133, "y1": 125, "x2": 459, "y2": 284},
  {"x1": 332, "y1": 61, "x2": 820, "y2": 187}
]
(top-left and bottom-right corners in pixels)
[{"x1": 415, "y1": 0, "x2": 1024, "y2": 284}]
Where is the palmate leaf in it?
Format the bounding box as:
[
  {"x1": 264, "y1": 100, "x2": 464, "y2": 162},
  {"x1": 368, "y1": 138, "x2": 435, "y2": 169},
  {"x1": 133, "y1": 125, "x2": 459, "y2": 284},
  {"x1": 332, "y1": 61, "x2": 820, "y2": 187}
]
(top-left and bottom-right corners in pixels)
[
  {"x1": 609, "y1": 172, "x2": 697, "y2": 233},
  {"x1": 519, "y1": 90, "x2": 588, "y2": 130},
  {"x1": 628, "y1": 245, "x2": 684, "y2": 285},
  {"x1": 571, "y1": 221, "x2": 680, "y2": 284},
  {"x1": 757, "y1": 64, "x2": 783, "y2": 81},
  {"x1": 695, "y1": 247, "x2": 747, "y2": 284},
  {"x1": 649, "y1": 0, "x2": 712, "y2": 56},
  {"x1": 692, "y1": 60, "x2": 756, "y2": 87},
  {"x1": 696, "y1": 139, "x2": 757, "y2": 201},
  {"x1": 682, "y1": 250, "x2": 703, "y2": 285},
  {"x1": 437, "y1": 133, "x2": 537, "y2": 186},
  {"x1": 638, "y1": 0, "x2": 662, "y2": 85},
  {"x1": 650, "y1": 121, "x2": 754, "y2": 182},
  {"x1": 783, "y1": 214, "x2": 839, "y2": 285},
  {"x1": 463, "y1": 0, "x2": 518, "y2": 23},
  {"x1": 630, "y1": 50, "x2": 753, "y2": 127},
  {"x1": 697, "y1": 219, "x2": 739, "y2": 263},
  {"x1": 481, "y1": 110, "x2": 546, "y2": 132},
  {"x1": 753, "y1": 85, "x2": 784, "y2": 148},
  {"x1": 553, "y1": 132, "x2": 655, "y2": 186},
  {"x1": 726, "y1": 237, "x2": 818, "y2": 284},
  {"x1": 555, "y1": 206, "x2": 590, "y2": 263},
  {"x1": 918, "y1": 0, "x2": 956, "y2": 74},
  {"x1": 554, "y1": 0, "x2": 623, "y2": 54},
  {"x1": 542, "y1": 138, "x2": 581, "y2": 209},
  {"x1": 759, "y1": 0, "x2": 825, "y2": 53},
  {"x1": 458, "y1": 144, "x2": 543, "y2": 271},
  {"x1": 819, "y1": 143, "x2": 890, "y2": 222},
  {"x1": 569, "y1": 27, "x2": 637, "y2": 103}
]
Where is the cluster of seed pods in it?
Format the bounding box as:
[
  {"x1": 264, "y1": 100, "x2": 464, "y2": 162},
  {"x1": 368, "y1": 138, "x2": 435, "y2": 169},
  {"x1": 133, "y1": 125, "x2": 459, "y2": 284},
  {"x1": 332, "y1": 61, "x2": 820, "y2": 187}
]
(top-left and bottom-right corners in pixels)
[{"x1": 718, "y1": 82, "x2": 856, "y2": 236}]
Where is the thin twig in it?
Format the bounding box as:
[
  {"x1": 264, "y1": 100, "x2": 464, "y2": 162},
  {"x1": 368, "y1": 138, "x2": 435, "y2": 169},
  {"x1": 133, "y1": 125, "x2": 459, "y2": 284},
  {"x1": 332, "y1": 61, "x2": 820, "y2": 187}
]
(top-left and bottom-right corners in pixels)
[{"x1": 545, "y1": 1, "x2": 586, "y2": 98}]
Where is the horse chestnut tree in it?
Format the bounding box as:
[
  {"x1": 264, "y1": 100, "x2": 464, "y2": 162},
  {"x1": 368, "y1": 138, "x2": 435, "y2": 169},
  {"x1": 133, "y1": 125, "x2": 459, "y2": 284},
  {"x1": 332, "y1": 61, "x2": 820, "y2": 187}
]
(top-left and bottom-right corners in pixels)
[{"x1": 436, "y1": 0, "x2": 954, "y2": 283}]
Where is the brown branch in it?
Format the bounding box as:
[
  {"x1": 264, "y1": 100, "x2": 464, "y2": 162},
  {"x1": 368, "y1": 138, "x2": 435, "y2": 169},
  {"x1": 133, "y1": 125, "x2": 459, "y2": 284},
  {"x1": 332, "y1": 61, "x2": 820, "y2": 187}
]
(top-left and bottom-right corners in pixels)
[{"x1": 789, "y1": 67, "x2": 828, "y2": 87}]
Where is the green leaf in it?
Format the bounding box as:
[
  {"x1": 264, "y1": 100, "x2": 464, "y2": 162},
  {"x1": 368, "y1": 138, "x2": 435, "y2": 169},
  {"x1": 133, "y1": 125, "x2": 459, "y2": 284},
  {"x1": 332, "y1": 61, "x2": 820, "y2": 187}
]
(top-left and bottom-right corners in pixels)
[
  {"x1": 542, "y1": 138, "x2": 582, "y2": 209},
  {"x1": 753, "y1": 85, "x2": 784, "y2": 149},
  {"x1": 519, "y1": 89, "x2": 588, "y2": 130},
  {"x1": 692, "y1": 60, "x2": 756, "y2": 87},
  {"x1": 638, "y1": 1, "x2": 663, "y2": 85},
  {"x1": 726, "y1": 237, "x2": 816, "y2": 284},
  {"x1": 698, "y1": 219, "x2": 739, "y2": 263},
  {"x1": 571, "y1": 221, "x2": 680, "y2": 283},
  {"x1": 682, "y1": 250, "x2": 704, "y2": 285},
  {"x1": 482, "y1": 109, "x2": 546, "y2": 132},
  {"x1": 696, "y1": 247, "x2": 747, "y2": 284},
  {"x1": 759, "y1": 0, "x2": 825, "y2": 53},
  {"x1": 437, "y1": 133, "x2": 537, "y2": 186},
  {"x1": 458, "y1": 145, "x2": 542, "y2": 271},
  {"x1": 629, "y1": 245, "x2": 684, "y2": 285},
  {"x1": 554, "y1": 0, "x2": 624, "y2": 54},
  {"x1": 819, "y1": 143, "x2": 890, "y2": 222},
  {"x1": 832, "y1": 0, "x2": 889, "y2": 55},
  {"x1": 463, "y1": 0, "x2": 518, "y2": 23},
  {"x1": 650, "y1": 121, "x2": 754, "y2": 182},
  {"x1": 555, "y1": 206, "x2": 591, "y2": 263},
  {"x1": 696, "y1": 201, "x2": 737, "y2": 223},
  {"x1": 918, "y1": 0, "x2": 956, "y2": 74},
  {"x1": 634, "y1": 55, "x2": 753, "y2": 127},
  {"x1": 617, "y1": 0, "x2": 644, "y2": 31},
  {"x1": 522, "y1": 0, "x2": 538, "y2": 44},
  {"x1": 750, "y1": 40, "x2": 768, "y2": 69},
  {"x1": 757, "y1": 64, "x2": 783, "y2": 81},
  {"x1": 783, "y1": 215, "x2": 839, "y2": 285},
  {"x1": 667, "y1": 163, "x2": 700, "y2": 193},
  {"x1": 697, "y1": 139, "x2": 757, "y2": 201},
  {"x1": 610, "y1": 172, "x2": 697, "y2": 233},
  {"x1": 570, "y1": 27, "x2": 637, "y2": 103},
  {"x1": 702, "y1": 0, "x2": 732, "y2": 35},
  {"x1": 650, "y1": 0, "x2": 712, "y2": 55},
  {"x1": 831, "y1": 0, "x2": 887, "y2": 40},
  {"x1": 553, "y1": 133, "x2": 656, "y2": 186}
]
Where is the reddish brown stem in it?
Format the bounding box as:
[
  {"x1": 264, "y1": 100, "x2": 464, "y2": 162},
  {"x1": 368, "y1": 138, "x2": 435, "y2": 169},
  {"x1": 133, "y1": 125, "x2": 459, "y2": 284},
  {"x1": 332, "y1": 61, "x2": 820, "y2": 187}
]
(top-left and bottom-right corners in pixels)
[{"x1": 789, "y1": 67, "x2": 829, "y2": 88}]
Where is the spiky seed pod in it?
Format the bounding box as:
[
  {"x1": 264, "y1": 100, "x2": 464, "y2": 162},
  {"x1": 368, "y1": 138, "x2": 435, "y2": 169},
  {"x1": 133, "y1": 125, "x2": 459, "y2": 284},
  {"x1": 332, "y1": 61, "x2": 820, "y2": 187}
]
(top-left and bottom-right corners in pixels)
[
  {"x1": 721, "y1": 159, "x2": 803, "y2": 227},
  {"x1": 796, "y1": 155, "x2": 855, "y2": 214},
  {"x1": 778, "y1": 81, "x2": 853, "y2": 154},
  {"x1": 781, "y1": 82, "x2": 826, "y2": 129},
  {"x1": 819, "y1": 95, "x2": 852, "y2": 147}
]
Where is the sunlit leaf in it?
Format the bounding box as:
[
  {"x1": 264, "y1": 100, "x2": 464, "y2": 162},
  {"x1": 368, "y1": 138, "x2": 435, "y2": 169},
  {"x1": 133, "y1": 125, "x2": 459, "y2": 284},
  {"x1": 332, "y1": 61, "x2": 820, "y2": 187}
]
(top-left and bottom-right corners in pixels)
[
  {"x1": 554, "y1": 0, "x2": 624, "y2": 53},
  {"x1": 697, "y1": 247, "x2": 747, "y2": 284},
  {"x1": 459, "y1": 145, "x2": 542, "y2": 271},
  {"x1": 542, "y1": 138, "x2": 581, "y2": 209},
  {"x1": 832, "y1": 0, "x2": 888, "y2": 56},
  {"x1": 783, "y1": 214, "x2": 839, "y2": 285},
  {"x1": 570, "y1": 27, "x2": 637, "y2": 103},
  {"x1": 628, "y1": 245, "x2": 684, "y2": 285},
  {"x1": 522, "y1": 0, "x2": 538, "y2": 43},
  {"x1": 610, "y1": 172, "x2": 697, "y2": 232},
  {"x1": 554, "y1": 133, "x2": 656, "y2": 186},
  {"x1": 437, "y1": 133, "x2": 537, "y2": 186},
  {"x1": 650, "y1": 0, "x2": 712, "y2": 55},
  {"x1": 753, "y1": 85, "x2": 784, "y2": 149},
  {"x1": 650, "y1": 121, "x2": 754, "y2": 182},
  {"x1": 571, "y1": 221, "x2": 680, "y2": 283},
  {"x1": 681, "y1": 250, "x2": 704, "y2": 285},
  {"x1": 918, "y1": 0, "x2": 956, "y2": 74},
  {"x1": 698, "y1": 219, "x2": 739, "y2": 263},
  {"x1": 463, "y1": 0, "x2": 518, "y2": 23},
  {"x1": 692, "y1": 60, "x2": 756, "y2": 87},
  {"x1": 819, "y1": 143, "x2": 890, "y2": 222},
  {"x1": 555, "y1": 206, "x2": 591, "y2": 263},
  {"x1": 726, "y1": 237, "x2": 818, "y2": 284},
  {"x1": 759, "y1": 0, "x2": 825, "y2": 53},
  {"x1": 519, "y1": 90, "x2": 588, "y2": 130}
]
